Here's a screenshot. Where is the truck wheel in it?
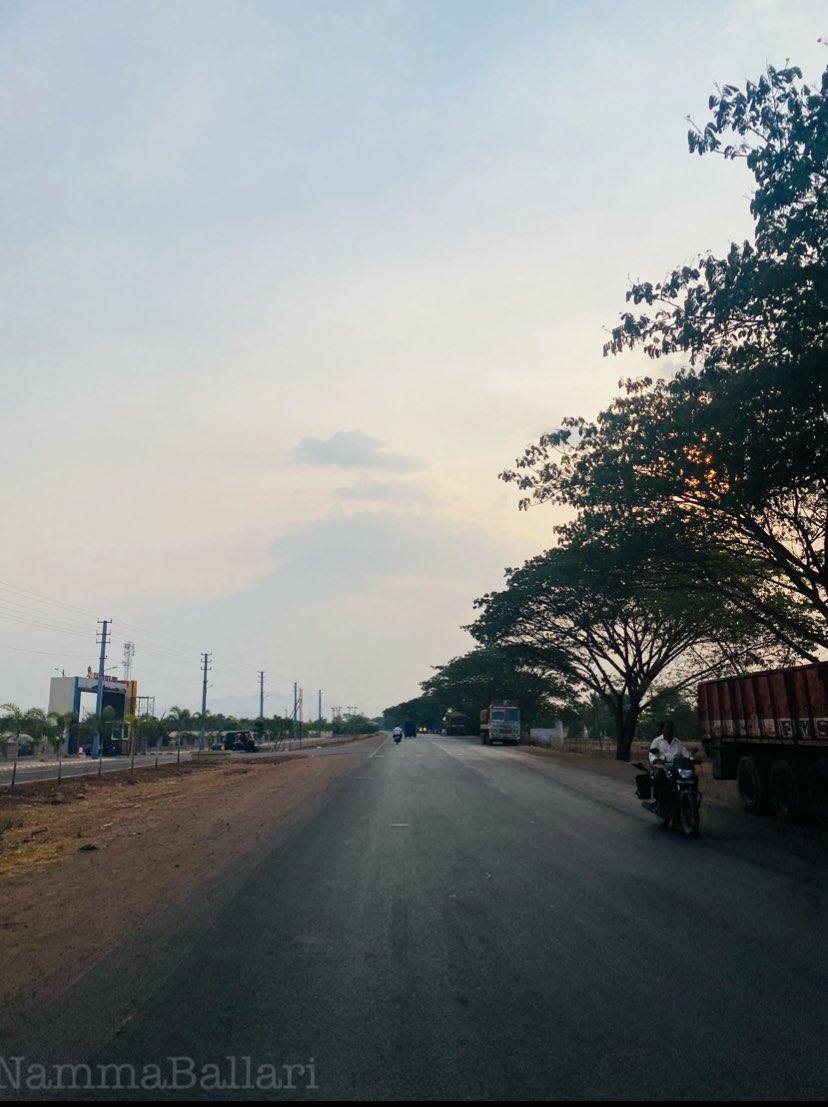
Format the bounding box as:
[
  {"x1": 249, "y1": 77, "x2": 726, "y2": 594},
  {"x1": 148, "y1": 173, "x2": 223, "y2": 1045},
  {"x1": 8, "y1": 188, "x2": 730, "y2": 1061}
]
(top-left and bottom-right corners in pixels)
[
  {"x1": 737, "y1": 757, "x2": 765, "y2": 815},
  {"x1": 806, "y1": 759, "x2": 828, "y2": 828},
  {"x1": 769, "y1": 759, "x2": 802, "y2": 823}
]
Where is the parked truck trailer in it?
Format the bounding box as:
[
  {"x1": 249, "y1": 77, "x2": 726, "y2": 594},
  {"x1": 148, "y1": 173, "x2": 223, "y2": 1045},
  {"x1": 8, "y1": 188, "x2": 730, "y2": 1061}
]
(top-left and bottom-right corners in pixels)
[{"x1": 697, "y1": 661, "x2": 828, "y2": 826}]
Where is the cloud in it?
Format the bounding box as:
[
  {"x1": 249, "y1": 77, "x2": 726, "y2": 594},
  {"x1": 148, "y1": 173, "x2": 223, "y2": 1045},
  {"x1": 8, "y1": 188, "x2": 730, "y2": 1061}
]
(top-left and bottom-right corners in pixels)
[
  {"x1": 336, "y1": 480, "x2": 436, "y2": 505},
  {"x1": 293, "y1": 430, "x2": 422, "y2": 473},
  {"x1": 267, "y1": 509, "x2": 509, "y2": 598}
]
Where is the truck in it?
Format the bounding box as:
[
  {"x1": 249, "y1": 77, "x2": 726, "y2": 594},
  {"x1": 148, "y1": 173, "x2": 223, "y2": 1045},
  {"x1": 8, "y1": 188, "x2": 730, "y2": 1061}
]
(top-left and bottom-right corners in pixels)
[
  {"x1": 697, "y1": 661, "x2": 828, "y2": 826},
  {"x1": 441, "y1": 709, "x2": 467, "y2": 736},
  {"x1": 479, "y1": 700, "x2": 521, "y2": 746}
]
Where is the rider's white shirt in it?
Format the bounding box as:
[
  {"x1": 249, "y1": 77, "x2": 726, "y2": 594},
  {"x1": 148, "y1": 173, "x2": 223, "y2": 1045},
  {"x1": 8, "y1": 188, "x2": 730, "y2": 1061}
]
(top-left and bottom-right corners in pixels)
[{"x1": 649, "y1": 735, "x2": 690, "y2": 764}]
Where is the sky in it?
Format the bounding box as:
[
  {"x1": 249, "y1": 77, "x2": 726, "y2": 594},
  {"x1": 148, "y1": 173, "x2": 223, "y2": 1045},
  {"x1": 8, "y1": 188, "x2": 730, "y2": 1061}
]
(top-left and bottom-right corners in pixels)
[{"x1": 1, "y1": 0, "x2": 826, "y2": 720}]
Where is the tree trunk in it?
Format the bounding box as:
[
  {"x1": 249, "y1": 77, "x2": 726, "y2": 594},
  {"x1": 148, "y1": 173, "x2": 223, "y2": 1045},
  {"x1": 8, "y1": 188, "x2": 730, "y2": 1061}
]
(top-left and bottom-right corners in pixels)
[{"x1": 614, "y1": 705, "x2": 640, "y2": 762}]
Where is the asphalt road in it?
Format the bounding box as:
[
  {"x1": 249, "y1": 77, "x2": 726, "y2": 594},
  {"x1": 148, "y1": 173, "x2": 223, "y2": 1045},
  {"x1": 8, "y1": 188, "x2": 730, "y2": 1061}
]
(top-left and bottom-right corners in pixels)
[{"x1": 3, "y1": 735, "x2": 826, "y2": 1101}]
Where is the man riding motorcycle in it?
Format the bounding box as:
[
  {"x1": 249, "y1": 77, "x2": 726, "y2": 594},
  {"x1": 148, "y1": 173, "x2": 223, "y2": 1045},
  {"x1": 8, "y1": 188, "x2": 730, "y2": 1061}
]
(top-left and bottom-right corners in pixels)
[{"x1": 648, "y1": 721, "x2": 691, "y2": 816}]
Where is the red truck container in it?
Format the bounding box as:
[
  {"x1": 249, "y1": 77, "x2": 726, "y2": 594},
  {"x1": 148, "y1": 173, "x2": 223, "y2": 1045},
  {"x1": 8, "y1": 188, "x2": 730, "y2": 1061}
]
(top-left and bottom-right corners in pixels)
[{"x1": 697, "y1": 661, "x2": 828, "y2": 825}]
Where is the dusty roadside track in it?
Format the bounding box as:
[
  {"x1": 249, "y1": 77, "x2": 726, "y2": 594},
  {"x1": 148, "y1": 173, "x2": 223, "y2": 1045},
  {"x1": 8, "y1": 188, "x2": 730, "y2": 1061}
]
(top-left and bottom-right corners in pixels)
[{"x1": 0, "y1": 740, "x2": 379, "y2": 1010}]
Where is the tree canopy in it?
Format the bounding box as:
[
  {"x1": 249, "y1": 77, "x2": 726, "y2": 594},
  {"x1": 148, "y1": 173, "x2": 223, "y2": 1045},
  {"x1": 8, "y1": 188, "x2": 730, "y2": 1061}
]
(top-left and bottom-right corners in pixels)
[
  {"x1": 468, "y1": 538, "x2": 788, "y2": 760},
  {"x1": 501, "y1": 59, "x2": 828, "y2": 666},
  {"x1": 605, "y1": 63, "x2": 828, "y2": 370}
]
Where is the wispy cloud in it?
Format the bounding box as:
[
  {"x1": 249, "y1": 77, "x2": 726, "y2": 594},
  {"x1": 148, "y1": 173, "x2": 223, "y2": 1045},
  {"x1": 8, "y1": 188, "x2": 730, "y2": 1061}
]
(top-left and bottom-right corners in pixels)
[
  {"x1": 268, "y1": 509, "x2": 510, "y2": 597},
  {"x1": 293, "y1": 431, "x2": 422, "y2": 473},
  {"x1": 336, "y1": 479, "x2": 436, "y2": 505}
]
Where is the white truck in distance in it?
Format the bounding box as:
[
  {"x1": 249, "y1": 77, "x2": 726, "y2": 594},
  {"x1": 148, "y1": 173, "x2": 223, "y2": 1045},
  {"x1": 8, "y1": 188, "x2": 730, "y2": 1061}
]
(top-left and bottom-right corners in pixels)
[{"x1": 480, "y1": 700, "x2": 521, "y2": 746}]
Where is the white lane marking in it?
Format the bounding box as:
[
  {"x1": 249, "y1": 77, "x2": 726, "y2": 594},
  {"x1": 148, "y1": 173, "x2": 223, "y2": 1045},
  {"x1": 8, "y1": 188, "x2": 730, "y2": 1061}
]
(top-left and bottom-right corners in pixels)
[{"x1": 389, "y1": 823, "x2": 410, "y2": 827}]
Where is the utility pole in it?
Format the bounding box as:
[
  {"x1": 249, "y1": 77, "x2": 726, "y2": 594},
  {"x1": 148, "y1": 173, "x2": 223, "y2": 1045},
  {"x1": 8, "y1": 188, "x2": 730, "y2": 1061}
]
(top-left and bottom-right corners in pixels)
[
  {"x1": 199, "y1": 653, "x2": 212, "y2": 751},
  {"x1": 292, "y1": 682, "x2": 298, "y2": 743},
  {"x1": 91, "y1": 619, "x2": 111, "y2": 759},
  {"x1": 318, "y1": 689, "x2": 322, "y2": 724},
  {"x1": 258, "y1": 671, "x2": 265, "y2": 720}
]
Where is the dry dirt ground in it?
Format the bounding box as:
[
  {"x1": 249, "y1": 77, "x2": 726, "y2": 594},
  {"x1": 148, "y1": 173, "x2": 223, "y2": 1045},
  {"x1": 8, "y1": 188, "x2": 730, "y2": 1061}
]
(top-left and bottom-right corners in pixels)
[{"x1": 0, "y1": 741, "x2": 376, "y2": 1013}]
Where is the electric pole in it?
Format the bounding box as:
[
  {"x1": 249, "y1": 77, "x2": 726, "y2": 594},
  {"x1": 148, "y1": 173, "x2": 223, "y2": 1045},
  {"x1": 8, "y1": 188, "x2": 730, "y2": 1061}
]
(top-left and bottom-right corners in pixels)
[
  {"x1": 91, "y1": 619, "x2": 111, "y2": 759},
  {"x1": 199, "y1": 653, "x2": 212, "y2": 751},
  {"x1": 292, "y1": 682, "x2": 298, "y2": 743},
  {"x1": 258, "y1": 671, "x2": 265, "y2": 720},
  {"x1": 318, "y1": 689, "x2": 322, "y2": 724}
]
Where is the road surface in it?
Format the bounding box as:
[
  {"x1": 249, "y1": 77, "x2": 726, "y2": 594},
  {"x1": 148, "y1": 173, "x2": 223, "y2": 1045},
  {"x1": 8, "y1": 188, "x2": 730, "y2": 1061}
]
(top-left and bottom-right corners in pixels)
[{"x1": 2, "y1": 735, "x2": 825, "y2": 1101}]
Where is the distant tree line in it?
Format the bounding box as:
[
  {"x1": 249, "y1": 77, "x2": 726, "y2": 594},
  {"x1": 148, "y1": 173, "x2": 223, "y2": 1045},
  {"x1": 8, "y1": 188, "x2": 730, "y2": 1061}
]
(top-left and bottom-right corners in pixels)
[{"x1": 0, "y1": 702, "x2": 378, "y2": 758}]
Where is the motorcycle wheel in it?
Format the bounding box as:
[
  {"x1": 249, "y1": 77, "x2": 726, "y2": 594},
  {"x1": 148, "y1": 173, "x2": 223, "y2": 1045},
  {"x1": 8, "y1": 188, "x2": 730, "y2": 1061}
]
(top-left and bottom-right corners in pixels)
[{"x1": 679, "y1": 791, "x2": 700, "y2": 837}]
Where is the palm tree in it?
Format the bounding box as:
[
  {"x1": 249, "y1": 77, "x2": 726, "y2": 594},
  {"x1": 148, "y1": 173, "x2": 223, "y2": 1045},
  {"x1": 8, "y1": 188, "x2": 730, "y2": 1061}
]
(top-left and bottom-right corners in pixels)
[
  {"x1": 23, "y1": 708, "x2": 47, "y2": 755},
  {"x1": 79, "y1": 706, "x2": 117, "y2": 756},
  {"x1": 0, "y1": 703, "x2": 23, "y2": 760},
  {"x1": 166, "y1": 706, "x2": 195, "y2": 763},
  {"x1": 46, "y1": 710, "x2": 76, "y2": 755},
  {"x1": 0, "y1": 703, "x2": 48, "y2": 749},
  {"x1": 1, "y1": 704, "x2": 48, "y2": 788},
  {"x1": 46, "y1": 710, "x2": 76, "y2": 782},
  {"x1": 0, "y1": 703, "x2": 24, "y2": 787},
  {"x1": 166, "y1": 706, "x2": 194, "y2": 745},
  {"x1": 0, "y1": 704, "x2": 16, "y2": 759}
]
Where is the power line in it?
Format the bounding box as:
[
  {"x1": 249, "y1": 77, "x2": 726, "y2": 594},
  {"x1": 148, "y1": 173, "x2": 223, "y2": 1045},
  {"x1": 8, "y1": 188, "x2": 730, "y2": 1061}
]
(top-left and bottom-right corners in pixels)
[
  {"x1": 0, "y1": 610, "x2": 95, "y2": 640},
  {"x1": 0, "y1": 575, "x2": 299, "y2": 709},
  {"x1": 0, "y1": 595, "x2": 96, "y2": 632},
  {"x1": 0, "y1": 643, "x2": 90, "y2": 657},
  {"x1": 0, "y1": 578, "x2": 100, "y2": 619}
]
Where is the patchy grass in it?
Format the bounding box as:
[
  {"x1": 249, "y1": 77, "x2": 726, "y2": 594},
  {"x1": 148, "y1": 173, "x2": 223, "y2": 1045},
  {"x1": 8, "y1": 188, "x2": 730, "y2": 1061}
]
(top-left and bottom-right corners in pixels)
[{"x1": 0, "y1": 760, "x2": 239, "y2": 876}]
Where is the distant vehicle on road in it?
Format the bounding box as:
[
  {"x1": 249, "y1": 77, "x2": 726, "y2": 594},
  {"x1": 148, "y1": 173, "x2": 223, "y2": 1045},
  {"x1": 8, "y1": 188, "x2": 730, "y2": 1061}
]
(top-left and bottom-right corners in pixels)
[
  {"x1": 403, "y1": 720, "x2": 417, "y2": 739},
  {"x1": 83, "y1": 741, "x2": 122, "y2": 757},
  {"x1": 441, "y1": 710, "x2": 467, "y2": 736},
  {"x1": 480, "y1": 700, "x2": 521, "y2": 746},
  {"x1": 222, "y1": 730, "x2": 258, "y2": 753}
]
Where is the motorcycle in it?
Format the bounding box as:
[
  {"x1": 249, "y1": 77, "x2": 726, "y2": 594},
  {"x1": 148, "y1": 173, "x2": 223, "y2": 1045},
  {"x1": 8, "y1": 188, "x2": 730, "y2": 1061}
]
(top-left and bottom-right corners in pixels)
[
  {"x1": 393, "y1": 730, "x2": 403, "y2": 744},
  {"x1": 633, "y1": 755, "x2": 702, "y2": 837}
]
